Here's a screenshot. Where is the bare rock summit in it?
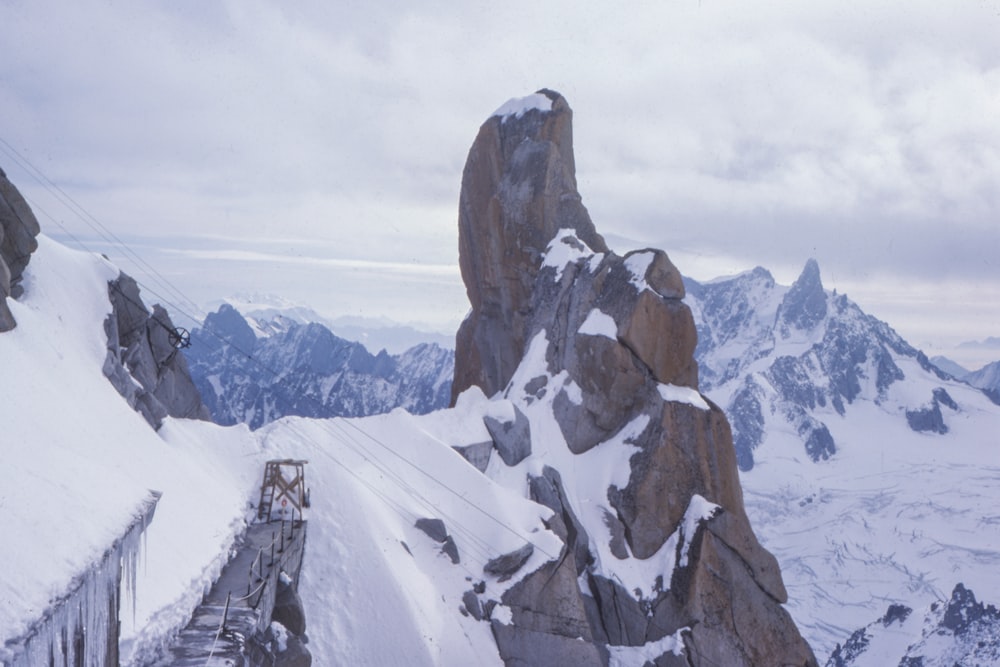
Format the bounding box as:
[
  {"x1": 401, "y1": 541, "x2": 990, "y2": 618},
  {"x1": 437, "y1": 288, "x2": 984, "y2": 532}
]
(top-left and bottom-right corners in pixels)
[{"x1": 452, "y1": 89, "x2": 609, "y2": 402}]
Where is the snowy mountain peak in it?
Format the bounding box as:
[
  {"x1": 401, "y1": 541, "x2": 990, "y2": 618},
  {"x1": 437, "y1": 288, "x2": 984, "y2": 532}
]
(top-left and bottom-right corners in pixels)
[
  {"x1": 779, "y1": 257, "x2": 828, "y2": 333},
  {"x1": 929, "y1": 354, "x2": 971, "y2": 379},
  {"x1": 201, "y1": 302, "x2": 258, "y2": 351},
  {"x1": 682, "y1": 261, "x2": 984, "y2": 470},
  {"x1": 966, "y1": 359, "x2": 1000, "y2": 403},
  {"x1": 688, "y1": 260, "x2": 1000, "y2": 661}
]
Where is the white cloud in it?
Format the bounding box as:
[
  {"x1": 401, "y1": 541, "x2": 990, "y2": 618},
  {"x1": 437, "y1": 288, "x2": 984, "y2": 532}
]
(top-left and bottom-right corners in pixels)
[{"x1": 2, "y1": 0, "x2": 998, "y2": 347}]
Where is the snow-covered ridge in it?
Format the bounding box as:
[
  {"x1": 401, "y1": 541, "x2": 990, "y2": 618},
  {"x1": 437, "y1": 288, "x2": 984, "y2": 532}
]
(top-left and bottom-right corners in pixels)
[
  {"x1": 215, "y1": 293, "x2": 455, "y2": 354},
  {"x1": 1, "y1": 237, "x2": 259, "y2": 664},
  {"x1": 2, "y1": 233, "x2": 566, "y2": 665},
  {"x1": 827, "y1": 584, "x2": 1000, "y2": 666}
]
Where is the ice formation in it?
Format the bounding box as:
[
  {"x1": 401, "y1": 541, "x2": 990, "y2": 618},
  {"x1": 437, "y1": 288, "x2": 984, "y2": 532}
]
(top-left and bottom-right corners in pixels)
[{"x1": 3, "y1": 495, "x2": 157, "y2": 666}]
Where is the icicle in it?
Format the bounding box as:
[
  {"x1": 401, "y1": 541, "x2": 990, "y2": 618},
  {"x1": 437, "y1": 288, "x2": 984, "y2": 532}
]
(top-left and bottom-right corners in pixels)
[{"x1": 5, "y1": 492, "x2": 158, "y2": 667}]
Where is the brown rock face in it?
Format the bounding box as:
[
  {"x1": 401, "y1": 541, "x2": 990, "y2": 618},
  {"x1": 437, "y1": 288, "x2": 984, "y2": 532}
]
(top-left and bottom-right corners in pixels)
[
  {"x1": 454, "y1": 93, "x2": 817, "y2": 666},
  {"x1": 0, "y1": 168, "x2": 41, "y2": 331},
  {"x1": 452, "y1": 90, "x2": 608, "y2": 402}
]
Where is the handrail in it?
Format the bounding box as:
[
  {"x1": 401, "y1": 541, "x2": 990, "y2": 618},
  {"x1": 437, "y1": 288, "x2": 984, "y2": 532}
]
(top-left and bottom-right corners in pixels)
[
  {"x1": 200, "y1": 519, "x2": 307, "y2": 665},
  {"x1": 203, "y1": 591, "x2": 232, "y2": 666}
]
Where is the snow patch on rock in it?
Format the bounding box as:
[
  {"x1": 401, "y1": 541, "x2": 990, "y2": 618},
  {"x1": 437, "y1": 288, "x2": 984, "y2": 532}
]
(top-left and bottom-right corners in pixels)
[
  {"x1": 658, "y1": 383, "x2": 710, "y2": 410},
  {"x1": 491, "y1": 92, "x2": 553, "y2": 120},
  {"x1": 624, "y1": 251, "x2": 656, "y2": 292},
  {"x1": 542, "y1": 229, "x2": 597, "y2": 282},
  {"x1": 578, "y1": 308, "x2": 617, "y2": 339}
]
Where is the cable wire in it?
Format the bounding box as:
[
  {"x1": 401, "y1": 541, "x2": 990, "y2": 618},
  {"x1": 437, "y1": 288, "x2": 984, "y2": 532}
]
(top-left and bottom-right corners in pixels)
[
  {"x1": 0, "y1": 136, "x2": 201, "y2": 314},
  {"x1": 1, "y1": 141, "x2": 559, "y2": 568}
]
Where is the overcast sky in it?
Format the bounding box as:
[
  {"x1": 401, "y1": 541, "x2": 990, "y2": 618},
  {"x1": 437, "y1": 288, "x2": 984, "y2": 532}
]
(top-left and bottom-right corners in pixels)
[{"x1": 2, "y1": 1, "x2": 998, "y2": 366}]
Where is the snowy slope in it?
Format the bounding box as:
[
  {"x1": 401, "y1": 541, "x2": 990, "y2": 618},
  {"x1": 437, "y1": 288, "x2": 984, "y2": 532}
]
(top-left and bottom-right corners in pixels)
[
  {"x1": 0, "y1": 237, "x2": 258, "y2": 663},
  {"x1": 685, "y1": 261, "x2": 1000, "y2": 658},
  {"x1": 0, "y1": 235, "x2": 558, "y2": 666},
  {"x1": 254, "y1": 402, "x2": 563, "y2": 666}
]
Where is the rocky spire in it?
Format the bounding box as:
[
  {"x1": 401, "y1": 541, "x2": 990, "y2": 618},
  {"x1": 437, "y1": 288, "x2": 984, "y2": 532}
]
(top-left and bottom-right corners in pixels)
[
  {"x1": 779, "y1": 258, "x2": 828, "y2": 331},
  {"x1": 0, "y1": 167, "x2": 41, "y2": 331},
  {"x1": 452, "y1": 90, "x2": 609, "y2": 402},
  {"x1": 453, "y1": 92, "x2": 817, "y2": 666}
]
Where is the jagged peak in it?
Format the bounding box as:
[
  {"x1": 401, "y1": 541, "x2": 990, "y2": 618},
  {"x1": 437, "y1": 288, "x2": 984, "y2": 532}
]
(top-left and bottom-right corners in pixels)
[
  {"x1": 779, "y1": 258, "x2": 828, "y2": 331},
  {"x1": 795, "y1": 258, "x2": 823, "y2": 288}
]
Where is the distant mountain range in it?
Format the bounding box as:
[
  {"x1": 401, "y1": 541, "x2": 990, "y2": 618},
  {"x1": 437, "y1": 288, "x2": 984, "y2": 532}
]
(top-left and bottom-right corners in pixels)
[
  {"x1": 210, "y1": 292, "x2": 456, "y2": 354},
  {"x1": 183, "y1": 303, "x2": 454, "y2": 429},
  {"x1": 966, "y1": 361, "x2": 1000, "y2": 403},
  {"x1": 684, "y1": 258, "x2": 978, "y2": 470},
  {"x1": 683, "y1": 259, "x2": 1000, "y2": 658},
  {"x1": 929, "y1": 354, "x2": 1000, "y2": 404}
]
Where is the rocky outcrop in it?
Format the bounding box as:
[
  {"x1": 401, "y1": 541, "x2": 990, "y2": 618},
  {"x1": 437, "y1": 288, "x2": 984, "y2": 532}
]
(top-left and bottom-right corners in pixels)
[
  {"x1": 0, "y1": 168, "x2": 41, "y2": 331},
  {"x1": 104, "y1": 273, "x2": 210, "y2": 429},
  {"x1": 452, "y1": 89, "x2": 609, "y2": 402},
  {"x1": 778, "y1": 258, "x2": 827, "y2": 332},
  {"x1": 454, "y1": 92, "x2": 816, "y2": 666},
  {"x1": 905, "y1": 387, "x2": 959, "y2": 434}
]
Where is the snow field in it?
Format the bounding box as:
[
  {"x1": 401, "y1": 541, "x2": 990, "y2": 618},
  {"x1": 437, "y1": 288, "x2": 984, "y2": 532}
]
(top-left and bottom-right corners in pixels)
[{"x1": 737, "y1": 367, "x2": 1000, "y2": 657}]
